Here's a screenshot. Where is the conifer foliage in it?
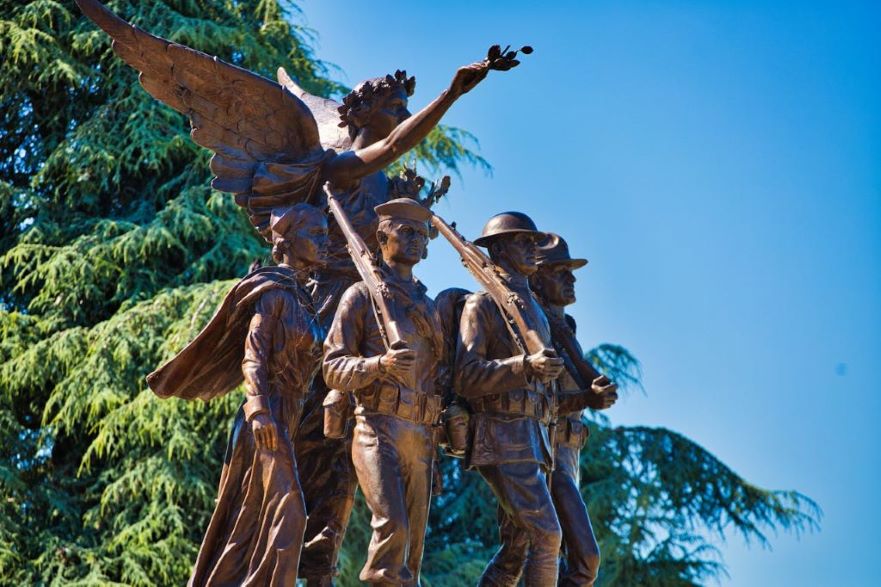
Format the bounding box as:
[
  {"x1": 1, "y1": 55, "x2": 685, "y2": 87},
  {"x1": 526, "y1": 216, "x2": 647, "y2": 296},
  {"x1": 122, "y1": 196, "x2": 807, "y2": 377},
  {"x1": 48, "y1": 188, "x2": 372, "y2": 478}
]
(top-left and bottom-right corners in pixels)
[{"x1": 0, "y1": 1, "x2": 817, "y2": 585}]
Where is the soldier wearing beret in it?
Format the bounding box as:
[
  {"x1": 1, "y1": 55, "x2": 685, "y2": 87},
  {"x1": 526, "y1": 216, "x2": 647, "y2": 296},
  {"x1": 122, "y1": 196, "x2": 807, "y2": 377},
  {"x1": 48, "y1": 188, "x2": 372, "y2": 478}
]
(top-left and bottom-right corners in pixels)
[
  {"x1": 530, "y1": 234, "x2": 618, "y2": 587},
  {"x1": 322, "y1": 198, "x2": 443, "y2": 586},
  {"x1": 454, "y1": 211, "x2": 566, "y2": 586}
]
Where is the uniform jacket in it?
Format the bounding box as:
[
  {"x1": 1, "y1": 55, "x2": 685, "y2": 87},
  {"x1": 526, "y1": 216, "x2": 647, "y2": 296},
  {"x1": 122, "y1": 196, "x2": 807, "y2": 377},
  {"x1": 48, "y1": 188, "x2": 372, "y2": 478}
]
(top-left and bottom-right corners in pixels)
[
  {"x1": 322, "y1": 266, "x2": 442, "y2": 405},
  {"x1": 454, "y1": 273, "x2": 554, "y2": 470}
]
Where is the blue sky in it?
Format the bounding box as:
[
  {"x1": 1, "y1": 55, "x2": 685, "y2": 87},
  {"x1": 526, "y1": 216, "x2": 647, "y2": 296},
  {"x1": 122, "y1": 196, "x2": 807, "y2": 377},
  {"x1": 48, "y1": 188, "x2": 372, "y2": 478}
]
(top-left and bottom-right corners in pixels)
[{"x1": 298, "y1": 0, "x2": 880, "y2": 584}]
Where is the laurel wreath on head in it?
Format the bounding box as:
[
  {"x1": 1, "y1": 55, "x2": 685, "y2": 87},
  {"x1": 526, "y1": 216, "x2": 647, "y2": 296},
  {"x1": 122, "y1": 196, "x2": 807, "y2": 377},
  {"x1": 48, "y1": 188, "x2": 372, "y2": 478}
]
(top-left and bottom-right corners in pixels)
[{"x1": 337, "y1": 70, "x2": 416, "y2": 130}]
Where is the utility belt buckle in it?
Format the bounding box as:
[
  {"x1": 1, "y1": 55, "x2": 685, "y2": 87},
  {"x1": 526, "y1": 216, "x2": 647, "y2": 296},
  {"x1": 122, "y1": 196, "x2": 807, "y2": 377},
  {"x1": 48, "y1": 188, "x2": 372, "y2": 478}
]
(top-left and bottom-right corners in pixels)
[
  {"x1": 511, "y1": 389, "x2": 526, "y2": 415},
  {"x1": 500, "y1": 393, "x2": 511, "y2": 414}
]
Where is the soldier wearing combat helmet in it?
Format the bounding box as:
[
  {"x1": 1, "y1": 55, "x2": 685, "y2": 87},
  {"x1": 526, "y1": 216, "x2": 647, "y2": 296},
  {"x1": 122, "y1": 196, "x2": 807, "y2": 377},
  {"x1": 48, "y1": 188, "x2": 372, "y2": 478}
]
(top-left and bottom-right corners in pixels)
[{"x1": 455, "y1": 211, "x2": 566, "y2": 586}]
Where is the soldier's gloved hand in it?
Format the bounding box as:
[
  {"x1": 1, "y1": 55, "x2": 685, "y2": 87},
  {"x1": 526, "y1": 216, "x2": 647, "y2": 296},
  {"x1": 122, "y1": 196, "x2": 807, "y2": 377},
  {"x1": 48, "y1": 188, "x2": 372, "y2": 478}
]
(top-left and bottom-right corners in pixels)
[
  {"x1": 591, "y1": 375, "x2": 617, "y2": 396},
  {"x1": 251, "y1": 412, "x2": 278, "y2": 451},
  {"x1": 586, "y1": 375, "x2": 618, "y2": 410},
  {"x1": 525, "y1": 349, "x2": 564, "y2": 381},
  {"x1": 380, "y1": 347, "x2": 417, "y2": 381}
]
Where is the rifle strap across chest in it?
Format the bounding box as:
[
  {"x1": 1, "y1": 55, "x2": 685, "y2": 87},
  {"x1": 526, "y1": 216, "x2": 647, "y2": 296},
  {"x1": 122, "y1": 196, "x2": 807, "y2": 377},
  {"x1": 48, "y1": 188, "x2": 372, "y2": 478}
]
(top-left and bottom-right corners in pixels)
[{"x1": 486, "y1": 291, "x2": 528, "y2": 356}]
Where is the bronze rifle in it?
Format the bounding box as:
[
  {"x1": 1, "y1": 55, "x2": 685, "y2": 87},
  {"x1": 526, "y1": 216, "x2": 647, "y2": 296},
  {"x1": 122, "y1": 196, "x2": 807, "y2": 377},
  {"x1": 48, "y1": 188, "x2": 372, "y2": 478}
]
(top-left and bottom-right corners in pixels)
[
  {"x1": 432, "y1": 212, "x2": 559, "y2": 484},
  {"x1": 323, "y1": 182, "x2": 418, "y2": 391},
  {"x1": 545, "y1": 313, "x2": 602, "y2": 392},
  {"x1": 430, "y1": 212, "x2": 557, "y2": 377}
]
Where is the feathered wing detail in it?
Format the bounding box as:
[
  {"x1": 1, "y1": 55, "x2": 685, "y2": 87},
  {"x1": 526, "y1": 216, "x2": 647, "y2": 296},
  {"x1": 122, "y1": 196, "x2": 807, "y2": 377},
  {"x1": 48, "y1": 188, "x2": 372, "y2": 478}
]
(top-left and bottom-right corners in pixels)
[
  {"x1": 277, "y1": 66, "x2": 353, "y2": 152},
  {"x1": 76, "y1": 0, "x2": 327, "y2": 238}
]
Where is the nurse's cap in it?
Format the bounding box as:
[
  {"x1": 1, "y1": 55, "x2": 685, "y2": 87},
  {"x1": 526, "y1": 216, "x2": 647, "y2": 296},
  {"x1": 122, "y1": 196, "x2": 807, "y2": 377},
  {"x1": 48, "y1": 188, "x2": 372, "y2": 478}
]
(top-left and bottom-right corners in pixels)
[{"x1": 374, "y1": 198, "x2": 433, "y2": 223}]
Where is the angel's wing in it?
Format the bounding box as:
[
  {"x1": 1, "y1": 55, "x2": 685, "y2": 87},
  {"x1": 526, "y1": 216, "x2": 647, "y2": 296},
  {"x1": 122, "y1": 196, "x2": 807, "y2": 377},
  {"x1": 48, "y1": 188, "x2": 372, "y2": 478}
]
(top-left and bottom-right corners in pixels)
[
  {"x1": 76, "y1": 0, "x2": 327, "y2": 237},
  {"x1": 277, "y1": 67, "x2": 353, "y2": 152}
]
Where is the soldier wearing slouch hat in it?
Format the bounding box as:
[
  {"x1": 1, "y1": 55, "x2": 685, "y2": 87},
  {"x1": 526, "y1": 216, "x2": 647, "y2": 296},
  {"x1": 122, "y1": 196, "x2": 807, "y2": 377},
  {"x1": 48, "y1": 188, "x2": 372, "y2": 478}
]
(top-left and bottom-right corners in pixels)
[
  {"x1": 530, "y1": 233, "x2": 618, "y2": 587},
  {"x1": 454, "y1": 211, "x2": 566, "y2": 586}
]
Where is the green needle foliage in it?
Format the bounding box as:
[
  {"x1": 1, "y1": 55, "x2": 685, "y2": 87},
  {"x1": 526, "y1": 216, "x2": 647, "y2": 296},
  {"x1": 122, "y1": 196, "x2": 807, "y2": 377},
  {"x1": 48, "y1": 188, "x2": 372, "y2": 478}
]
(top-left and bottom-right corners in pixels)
[{"x1": 0, "y1": 1, "x2": 817, "y2": 585}]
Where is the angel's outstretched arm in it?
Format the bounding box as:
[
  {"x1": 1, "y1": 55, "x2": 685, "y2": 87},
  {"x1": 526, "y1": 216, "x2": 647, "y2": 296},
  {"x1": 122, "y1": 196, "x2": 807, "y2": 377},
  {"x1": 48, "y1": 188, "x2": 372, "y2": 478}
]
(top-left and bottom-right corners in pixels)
[{"x1": 323, "y1": 61, "x2": 490, "y2": 187}]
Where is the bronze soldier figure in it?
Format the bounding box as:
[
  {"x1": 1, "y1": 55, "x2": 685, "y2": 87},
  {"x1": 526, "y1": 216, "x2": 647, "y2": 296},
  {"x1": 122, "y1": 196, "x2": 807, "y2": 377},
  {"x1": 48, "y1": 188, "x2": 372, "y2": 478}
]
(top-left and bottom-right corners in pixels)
[
  {"x1": 454, "y1": 212, "x2": 566, "y2": 586},
  {"x1": 146, "y1": 204, "x2": 329, "y2": 586},
  {"x1": 322, "y1": 198, "x2": 443, "y2": 586},
  {"x1": 290, "y1": 65, "x2": 495, "y2": 583},
  {"x1": 530, "y1": 234, "x2": 619, "y2": 587}
]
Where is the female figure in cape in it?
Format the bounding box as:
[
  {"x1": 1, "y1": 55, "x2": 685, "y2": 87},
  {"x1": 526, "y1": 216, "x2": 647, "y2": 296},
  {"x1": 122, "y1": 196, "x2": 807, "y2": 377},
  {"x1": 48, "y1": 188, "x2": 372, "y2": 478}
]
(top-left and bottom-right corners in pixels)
[{"x1": 147, "y1": 203, "x2": 329, "y2": 586}]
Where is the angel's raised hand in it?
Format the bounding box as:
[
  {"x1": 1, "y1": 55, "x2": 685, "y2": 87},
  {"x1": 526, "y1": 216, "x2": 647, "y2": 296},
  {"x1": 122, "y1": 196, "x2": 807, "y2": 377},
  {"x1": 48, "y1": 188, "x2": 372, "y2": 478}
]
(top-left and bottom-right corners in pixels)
[
  {"x1": 451, "y1": 62, "x2": 491, "y2": 96},
  {"x1": 450, "y1": 44, "x2": 532, "y2": 95}
]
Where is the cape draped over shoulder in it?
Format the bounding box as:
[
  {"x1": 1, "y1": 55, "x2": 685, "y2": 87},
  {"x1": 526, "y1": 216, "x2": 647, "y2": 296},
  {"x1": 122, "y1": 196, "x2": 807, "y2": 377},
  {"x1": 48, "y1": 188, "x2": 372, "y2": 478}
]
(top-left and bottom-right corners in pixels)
[{"x1": 146, "y1": 266, "x2": 304, "y2": 401}]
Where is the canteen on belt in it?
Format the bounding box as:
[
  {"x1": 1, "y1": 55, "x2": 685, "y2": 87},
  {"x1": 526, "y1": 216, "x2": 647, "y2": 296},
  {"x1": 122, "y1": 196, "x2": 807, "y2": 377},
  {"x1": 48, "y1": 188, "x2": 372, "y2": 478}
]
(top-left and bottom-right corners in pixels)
[
  {"x1": 442, "y1": 403, "x2": 470, "y2": 458},
  {"x1": 323, "y1": 388, "x2": 352, "y2": 439}
]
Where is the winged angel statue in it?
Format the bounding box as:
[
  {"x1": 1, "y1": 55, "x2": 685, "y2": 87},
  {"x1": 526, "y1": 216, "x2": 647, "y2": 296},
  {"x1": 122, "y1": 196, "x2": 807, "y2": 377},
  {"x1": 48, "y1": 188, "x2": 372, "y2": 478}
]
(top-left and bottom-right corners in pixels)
[{"x1": 75, "y1": 0, "x2": 528, "y2": 260}]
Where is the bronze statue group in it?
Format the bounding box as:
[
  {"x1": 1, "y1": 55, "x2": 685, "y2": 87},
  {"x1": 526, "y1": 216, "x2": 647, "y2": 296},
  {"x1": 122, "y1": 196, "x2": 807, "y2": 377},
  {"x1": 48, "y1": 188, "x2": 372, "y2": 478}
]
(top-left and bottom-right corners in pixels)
[{"x1": 76, "y1": 1, "x2": 620, "y2": 584}]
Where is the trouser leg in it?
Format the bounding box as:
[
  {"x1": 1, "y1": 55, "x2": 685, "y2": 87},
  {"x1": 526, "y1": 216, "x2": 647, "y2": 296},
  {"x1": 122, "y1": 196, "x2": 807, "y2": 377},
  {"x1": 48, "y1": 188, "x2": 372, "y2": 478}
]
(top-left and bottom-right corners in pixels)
[
  {"x1": 352, "y1": 413, "x2": 434, "y2": 585},
  {"x1": 552, "y1": 465, "x2": 600, "y2": 587},
  {"x1": 401, "y1": 423, "x2": 435, "y2": 582},
  {"x1": 477, "y1": 504, "x2": 529, "y2": 587},
  {"x1": 296, "y1": 376, "x2": 357, "y2": 584},
  {"x1": 478, "y1": 462, "x2": 562, "y2": 587}
]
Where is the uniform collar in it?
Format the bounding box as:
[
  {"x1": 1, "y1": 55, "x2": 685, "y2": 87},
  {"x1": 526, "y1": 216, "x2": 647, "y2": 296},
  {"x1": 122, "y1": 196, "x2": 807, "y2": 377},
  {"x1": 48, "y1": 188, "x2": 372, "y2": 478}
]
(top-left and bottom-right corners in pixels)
[
  {"x1": 496, "y1": 268, "x2": 531, "y2": 291},
  {"x1": 379, "y1": 262, "x2": 427, "y2": 295}
]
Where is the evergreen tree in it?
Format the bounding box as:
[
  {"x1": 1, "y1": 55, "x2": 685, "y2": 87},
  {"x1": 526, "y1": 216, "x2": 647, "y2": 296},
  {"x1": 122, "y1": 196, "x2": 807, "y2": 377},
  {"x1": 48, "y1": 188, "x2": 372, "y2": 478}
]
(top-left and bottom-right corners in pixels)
[{"x1": 0, "y1": 1, "x2": 817, "y2": 585}]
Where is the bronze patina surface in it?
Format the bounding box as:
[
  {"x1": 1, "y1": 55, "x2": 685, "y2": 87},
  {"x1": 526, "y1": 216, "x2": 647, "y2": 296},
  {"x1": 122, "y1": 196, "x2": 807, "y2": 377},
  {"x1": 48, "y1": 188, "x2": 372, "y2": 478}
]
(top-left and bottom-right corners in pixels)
[
  {"x1": 531, "y1": 233, "x2": 618, "y2": 586},
  {"x1": 453, "y1": 212, "x2": 566, "y2": 586},
  {"x1": 68, "y1": 3, "x2": 639, "y2": 584},
  {"x1": 74, "y1": 1, "x2": 530, "y2": 582},
  {"x1": 323, "y1": 198, "x2": 443, "y2": 585},
  {"x1": 147, "y1": 204, "x2": 329, "y2": 586}
]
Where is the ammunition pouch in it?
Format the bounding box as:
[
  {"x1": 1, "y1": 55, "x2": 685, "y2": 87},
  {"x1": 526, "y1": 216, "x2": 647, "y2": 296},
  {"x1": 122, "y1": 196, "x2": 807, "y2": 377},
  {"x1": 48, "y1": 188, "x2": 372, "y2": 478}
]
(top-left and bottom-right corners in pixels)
[
  {"x1": 555, "y1": 415, "x2": 589, "y2": 448},
  {"x1": 356, "y1": 384, "x2": 442, "y2": 427},
  {"x1": 469, "y1": 389, "x2": 553, "y2": 425},
  {"x1": 440, "y1": 403, "x2": 470, "y2": 458}
]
